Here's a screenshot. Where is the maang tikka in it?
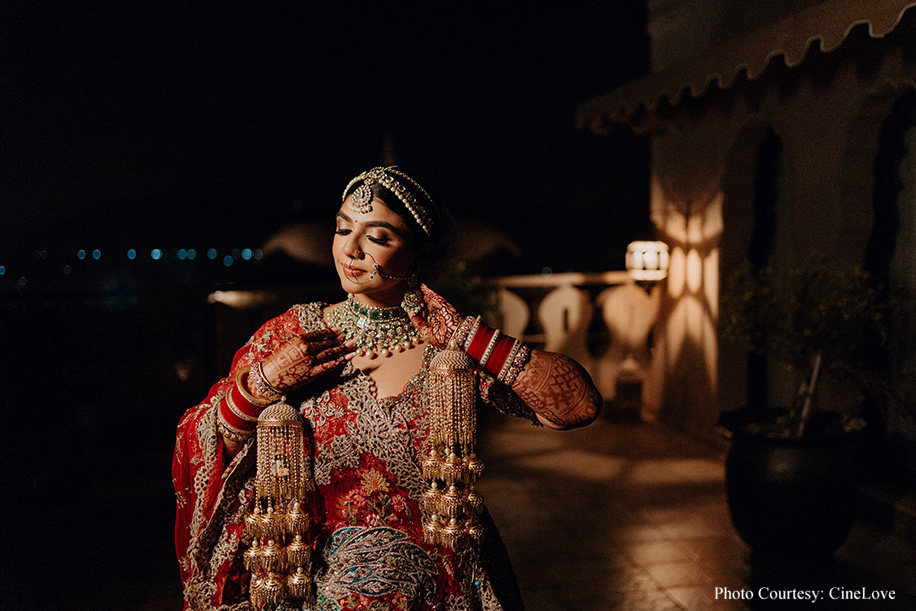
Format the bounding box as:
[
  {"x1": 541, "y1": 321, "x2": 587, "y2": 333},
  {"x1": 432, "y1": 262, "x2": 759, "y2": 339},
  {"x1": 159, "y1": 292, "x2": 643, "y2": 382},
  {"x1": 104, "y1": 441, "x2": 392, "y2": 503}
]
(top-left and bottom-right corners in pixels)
[
  {"x1": 342, "y1": 166, "x2": 436, "y2": 236},
  {"x1": 349, "y1": 180, "x2": 374, "y2": 214},
  {"x1": 243, "y1": 400, "x2": 315, "y2": 608}
]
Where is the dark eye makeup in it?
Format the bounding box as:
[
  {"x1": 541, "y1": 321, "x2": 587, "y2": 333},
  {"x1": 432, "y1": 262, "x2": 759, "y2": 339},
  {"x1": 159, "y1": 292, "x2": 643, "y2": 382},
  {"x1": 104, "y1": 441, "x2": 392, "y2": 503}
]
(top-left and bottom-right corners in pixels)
[{"x1": 334, "y1": 226, "x2": 392, "y2": 247}]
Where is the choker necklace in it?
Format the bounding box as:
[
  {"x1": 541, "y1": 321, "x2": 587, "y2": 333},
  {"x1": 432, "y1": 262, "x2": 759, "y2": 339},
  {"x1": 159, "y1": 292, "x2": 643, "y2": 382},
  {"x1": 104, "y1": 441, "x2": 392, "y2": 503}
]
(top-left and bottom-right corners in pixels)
[{"x1": 329, "y1": 294, "x2": 421, "y2": 358}]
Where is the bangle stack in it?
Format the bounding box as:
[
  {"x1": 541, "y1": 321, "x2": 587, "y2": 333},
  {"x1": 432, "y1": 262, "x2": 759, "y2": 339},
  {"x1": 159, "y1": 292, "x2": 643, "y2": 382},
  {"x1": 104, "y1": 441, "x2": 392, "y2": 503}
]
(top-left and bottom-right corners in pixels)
[
  {"x1": 249, "y1": 360, "x2": 283, "y2": 402},
  {"x1": 458, "y1": 316, "x2": 531, "y2": 386},
  {"x1": 218, "y1": 367, "x2": 275, "y2": 441},
  {"x1": 449, "y1": 315, "x2": 478, "y2": 350},
  {"x1": 501, "y1": 342, "x2": 531, "y2": 387}
]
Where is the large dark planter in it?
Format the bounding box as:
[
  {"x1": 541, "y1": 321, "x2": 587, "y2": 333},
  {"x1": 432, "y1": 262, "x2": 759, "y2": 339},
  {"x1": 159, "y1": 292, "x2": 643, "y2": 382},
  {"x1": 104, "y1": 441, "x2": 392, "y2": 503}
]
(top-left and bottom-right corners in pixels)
[{"x1": 724, "y1": 415, "x2": 862, "y2": 561}]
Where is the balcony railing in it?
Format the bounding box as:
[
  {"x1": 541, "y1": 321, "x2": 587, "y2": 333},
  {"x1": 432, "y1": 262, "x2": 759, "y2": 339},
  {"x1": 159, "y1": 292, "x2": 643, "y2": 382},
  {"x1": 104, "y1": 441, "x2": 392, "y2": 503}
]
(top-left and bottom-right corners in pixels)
[{"x1": 488, "y1": 271, "x2": 660, "y2": 403}]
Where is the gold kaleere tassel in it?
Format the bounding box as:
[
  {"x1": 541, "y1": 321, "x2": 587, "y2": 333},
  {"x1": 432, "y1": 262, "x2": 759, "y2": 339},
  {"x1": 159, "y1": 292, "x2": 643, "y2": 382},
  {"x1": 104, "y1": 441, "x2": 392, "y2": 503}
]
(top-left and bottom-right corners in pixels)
[
  {"x1": 251, "y1": 571, "x2": 285, "y2": 608},
  {"x1": 466, "y1": 515, "x2": 485, "y2": 543},
  {"x1": 286, "y1": 533, "x2": 311, "y2": 567},
  {"x1": 441, "y1": 484, "x2": 464, "y2": 518},
  {"x1": 423, "y1": 514, "x2": 443, "y2": 545},
  {"x1": 258, "y1": 538, "x2": 285, "y2": 573},
  {"x1": 422, "y1": 446, "x2": 441, "y2": 481},
  {"x1": 422, "y1": 341, "x2": 485, "y2": 548},
  {"x1": 243, "y1": 538, "x2": 261, "y2": 572},
  {"x1": 422, "y1": 481, "x2": 442, "y2": 514},
  {"x1": 243, "y1": 400, "x2": 314, "y2": 609},
  {"x1": 285, "y1": 499, "x2": 310, "y2": 535},
  {"x1": 244, "y1": 503, "x2": 263, "y2": 541},
  {"x1": 286, "y1": 566, "x2": 311, "y2": 600},
  {"x1": 259, "y1": 504, "x2": 284, "y2": 541}
]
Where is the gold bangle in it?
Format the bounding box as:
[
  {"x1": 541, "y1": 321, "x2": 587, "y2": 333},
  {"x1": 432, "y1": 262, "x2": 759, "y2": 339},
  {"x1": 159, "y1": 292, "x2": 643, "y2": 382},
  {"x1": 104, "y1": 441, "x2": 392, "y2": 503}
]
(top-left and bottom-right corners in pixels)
[
  {"x1": 497, "y1": 340, "x2": 521, "y2": 382},
  {"x1": 249, "y1": 361, "x2": 283, "y2": 401},
  {"x1": 503, "y1": 344, "x2": 531, "y2": 387},
  {"x1": 463, "y1": 316, "x2": 482, "y2": 351},
  {"x1": 449, "y1": 315, "x2": 476, "y2": 349},
  {"x1": 236, "y1": 367, "x2": 274, "y2": 407}
]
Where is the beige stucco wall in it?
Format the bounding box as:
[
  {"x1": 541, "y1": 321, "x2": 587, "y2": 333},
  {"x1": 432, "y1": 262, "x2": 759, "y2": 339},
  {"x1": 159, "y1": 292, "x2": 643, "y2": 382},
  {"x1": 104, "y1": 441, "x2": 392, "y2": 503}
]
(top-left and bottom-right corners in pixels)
[{"x1": 640, "y1": 39, "x2": 916, "y2": 442}]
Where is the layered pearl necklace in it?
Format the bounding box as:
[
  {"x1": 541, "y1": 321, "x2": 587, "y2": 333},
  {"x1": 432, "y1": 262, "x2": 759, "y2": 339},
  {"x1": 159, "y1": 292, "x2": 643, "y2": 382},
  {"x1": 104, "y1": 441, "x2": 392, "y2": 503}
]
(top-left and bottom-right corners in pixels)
[{"x1": 329, "y1": 294, "x2": 421, "y2": 358}]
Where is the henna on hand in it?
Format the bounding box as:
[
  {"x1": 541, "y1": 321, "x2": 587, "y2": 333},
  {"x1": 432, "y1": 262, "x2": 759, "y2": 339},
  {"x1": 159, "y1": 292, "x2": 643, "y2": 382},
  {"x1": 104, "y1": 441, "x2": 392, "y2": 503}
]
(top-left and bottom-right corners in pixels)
[
  {"x1": 260, "y1": 329, "x2": 354, "y2": 392},
  {"x1": 512, "y1": 351, "x2": 601, "y2": 429},
  {"x1": 407, "y1": 285, "x2": 600, "y2": 429},
  {"x1": 412, "y1": 284, "x2": 463, "y2": 348}
]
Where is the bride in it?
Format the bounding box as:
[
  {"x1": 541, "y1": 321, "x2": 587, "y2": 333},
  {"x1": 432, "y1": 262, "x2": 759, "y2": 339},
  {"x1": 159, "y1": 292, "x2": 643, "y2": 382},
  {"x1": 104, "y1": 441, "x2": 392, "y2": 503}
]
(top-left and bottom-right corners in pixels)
[{"x1": 173, "y1": 166, "x2": 601, "y2": 610}]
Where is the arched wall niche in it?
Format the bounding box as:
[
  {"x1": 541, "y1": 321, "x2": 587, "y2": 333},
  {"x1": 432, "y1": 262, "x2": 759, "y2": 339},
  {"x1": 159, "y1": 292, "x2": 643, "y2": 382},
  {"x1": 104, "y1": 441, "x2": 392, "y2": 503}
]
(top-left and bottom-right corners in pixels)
[
  {"x1": 864, "y1": 88, "x2": 916, "y2": 280},
  {"x1": 718, "y1": 121, "x2": 791, "y2": 416},
  {"x1": 638, "y1": 20, "x2": 916, "y2": 443},
  {"x1": 835, "y1": 89, "x2": 908, "y2": 270},
  {"x1": 860, "y1": 86, "x2": 916, "y2": 477}
]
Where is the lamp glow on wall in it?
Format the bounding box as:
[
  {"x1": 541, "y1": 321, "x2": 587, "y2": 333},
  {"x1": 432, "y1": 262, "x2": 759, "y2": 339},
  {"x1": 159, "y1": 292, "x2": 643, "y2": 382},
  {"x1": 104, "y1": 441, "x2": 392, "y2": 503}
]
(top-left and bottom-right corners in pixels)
[{"x1": 626, "y1": 241, "x2": 670, "y2": 282}]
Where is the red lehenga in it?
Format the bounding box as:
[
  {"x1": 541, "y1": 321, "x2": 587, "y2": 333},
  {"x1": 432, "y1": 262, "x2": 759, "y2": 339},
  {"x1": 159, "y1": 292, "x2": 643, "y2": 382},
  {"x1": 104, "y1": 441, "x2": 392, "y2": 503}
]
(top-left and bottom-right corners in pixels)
[{"x1": 173, "y1": 303, "x2": 534, "y2": 610}]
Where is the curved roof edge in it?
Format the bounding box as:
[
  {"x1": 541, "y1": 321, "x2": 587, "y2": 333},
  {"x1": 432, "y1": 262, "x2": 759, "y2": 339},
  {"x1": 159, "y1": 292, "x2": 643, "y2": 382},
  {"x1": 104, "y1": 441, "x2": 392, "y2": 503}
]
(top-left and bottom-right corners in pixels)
[{"x1": 576, "y1": 0, "x2": 916, "y2": 134}]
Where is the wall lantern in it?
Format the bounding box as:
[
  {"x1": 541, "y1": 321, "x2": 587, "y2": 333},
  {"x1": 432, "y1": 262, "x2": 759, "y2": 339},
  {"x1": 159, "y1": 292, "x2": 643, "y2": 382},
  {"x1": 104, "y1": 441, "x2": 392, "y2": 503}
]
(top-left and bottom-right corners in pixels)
[{"x1": 626, "y1": 241, "x2": 669, "y2": 282}]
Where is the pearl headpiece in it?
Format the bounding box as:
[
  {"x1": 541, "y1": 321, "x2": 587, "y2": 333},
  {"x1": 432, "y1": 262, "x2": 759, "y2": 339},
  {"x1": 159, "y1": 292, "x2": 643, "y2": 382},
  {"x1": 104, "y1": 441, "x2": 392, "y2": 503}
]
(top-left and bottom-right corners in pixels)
[{"x1": 343, "y1": 166, "x2": 436, "y2": 236}]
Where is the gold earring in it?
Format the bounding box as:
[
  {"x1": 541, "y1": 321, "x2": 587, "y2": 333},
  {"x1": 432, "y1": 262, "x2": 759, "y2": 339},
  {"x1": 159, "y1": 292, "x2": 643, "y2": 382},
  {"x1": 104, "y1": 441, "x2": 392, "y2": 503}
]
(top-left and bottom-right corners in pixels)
[{"x1": 400, "y1": 289, "x2": 423, "y2": 317}]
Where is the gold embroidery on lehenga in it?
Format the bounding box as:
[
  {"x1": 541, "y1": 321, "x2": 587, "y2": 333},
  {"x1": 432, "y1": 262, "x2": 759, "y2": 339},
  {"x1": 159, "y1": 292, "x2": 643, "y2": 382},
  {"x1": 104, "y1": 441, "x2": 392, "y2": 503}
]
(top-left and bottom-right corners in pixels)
[{"x1": 183, "y1": 302, "x2": 518, "y2": 611}]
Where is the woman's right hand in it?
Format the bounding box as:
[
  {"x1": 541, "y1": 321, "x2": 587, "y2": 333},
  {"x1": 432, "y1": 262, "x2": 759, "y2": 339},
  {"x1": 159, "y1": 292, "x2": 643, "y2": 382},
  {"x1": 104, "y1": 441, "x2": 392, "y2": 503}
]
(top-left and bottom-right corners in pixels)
[{"x1": 257, "y1": 328, "x2": 355, "y2": 394}]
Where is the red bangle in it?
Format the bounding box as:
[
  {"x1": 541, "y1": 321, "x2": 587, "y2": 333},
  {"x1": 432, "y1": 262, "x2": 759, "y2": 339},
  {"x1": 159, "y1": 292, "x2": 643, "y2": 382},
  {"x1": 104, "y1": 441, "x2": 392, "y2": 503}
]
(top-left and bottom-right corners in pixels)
[
  {"x1": 225, "y1": 388, "x2": 257, "y2": 421},
  {"x1": 219, "y1": 397, "x2": 256, "y2": 433},
  {"x1": 484, "y1": 337, "x2": 516, "y2": 378},
  {"x1": 229, "y1": 376, "x2": 268, "y2": 419},
  {"x1": 467, "y1": 325, "x2": 496, "y2": 362},
  {"x1": 218, "y1": 367, "x2": 274, "y2": 441},
  {"x1": 464, "y1": 321, "x2": 524, "y2": 380}
]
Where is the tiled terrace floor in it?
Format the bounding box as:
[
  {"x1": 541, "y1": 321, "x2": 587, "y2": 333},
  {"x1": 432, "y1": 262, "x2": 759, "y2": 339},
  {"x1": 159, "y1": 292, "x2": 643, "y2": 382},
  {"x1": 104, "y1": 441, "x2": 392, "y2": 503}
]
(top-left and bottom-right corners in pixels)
[{"x1": 476, "y1": 412, "x2": 916, "y2": 610}]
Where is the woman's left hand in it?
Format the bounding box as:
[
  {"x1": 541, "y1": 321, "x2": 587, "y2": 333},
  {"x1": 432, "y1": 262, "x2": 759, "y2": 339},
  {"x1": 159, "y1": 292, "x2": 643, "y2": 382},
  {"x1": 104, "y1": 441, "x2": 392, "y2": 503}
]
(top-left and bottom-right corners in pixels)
[{"x1": 410, "y1": 284, "x2": 463, "y2": 349}]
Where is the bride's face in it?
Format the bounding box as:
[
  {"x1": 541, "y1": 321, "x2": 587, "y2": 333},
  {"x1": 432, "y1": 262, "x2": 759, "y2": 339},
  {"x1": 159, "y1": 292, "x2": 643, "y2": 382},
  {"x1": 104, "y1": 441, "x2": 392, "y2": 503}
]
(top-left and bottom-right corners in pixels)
[{"x1": 332, "y1": 195, "x2": 418, "y2": 306}]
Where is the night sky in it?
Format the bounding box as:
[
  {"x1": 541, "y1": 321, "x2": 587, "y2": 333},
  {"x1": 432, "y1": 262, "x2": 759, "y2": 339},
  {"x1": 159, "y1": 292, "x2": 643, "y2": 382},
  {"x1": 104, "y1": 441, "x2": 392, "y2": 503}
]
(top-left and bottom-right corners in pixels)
[
  {"x1": 2, "y1": 5, "x2": 651, "y2": 606},
  {"x1": 3, "y1": 2, "x2": 650, "y2": 291}
]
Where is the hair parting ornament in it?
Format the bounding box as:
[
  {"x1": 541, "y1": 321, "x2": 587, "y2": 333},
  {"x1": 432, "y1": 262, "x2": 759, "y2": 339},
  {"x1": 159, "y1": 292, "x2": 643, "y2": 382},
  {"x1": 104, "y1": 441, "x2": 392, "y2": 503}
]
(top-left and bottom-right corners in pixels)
[
  {"x1": 349, "y1": 183, "x2": 374, "y2": 214},
  {"x1": 343, "y1": 166, "x2": 437, "y2": 237}
]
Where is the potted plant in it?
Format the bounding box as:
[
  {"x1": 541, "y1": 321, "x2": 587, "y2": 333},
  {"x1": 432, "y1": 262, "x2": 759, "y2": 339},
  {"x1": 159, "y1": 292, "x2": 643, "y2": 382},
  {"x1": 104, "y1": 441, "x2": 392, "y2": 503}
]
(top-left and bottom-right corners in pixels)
[{"x1": 718, "y1": 254, "x2": 889, "y2": 562}]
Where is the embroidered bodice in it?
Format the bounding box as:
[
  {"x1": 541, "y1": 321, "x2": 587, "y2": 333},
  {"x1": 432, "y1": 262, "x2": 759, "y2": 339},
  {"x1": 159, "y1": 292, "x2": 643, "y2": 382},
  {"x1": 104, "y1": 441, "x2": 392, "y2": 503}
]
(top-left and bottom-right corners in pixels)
[{"x1": 173, "y1": 303, "x2": 530, "y2": 611}]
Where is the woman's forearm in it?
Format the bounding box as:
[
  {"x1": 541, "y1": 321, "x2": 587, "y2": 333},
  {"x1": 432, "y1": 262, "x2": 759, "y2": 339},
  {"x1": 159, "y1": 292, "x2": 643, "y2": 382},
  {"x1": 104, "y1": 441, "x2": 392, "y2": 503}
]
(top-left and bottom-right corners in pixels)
[
  {"x1": 223, "y1": 436, "x2": 245, "y2": 459},
  {"x1": 443, "y1": 310, "x2": 602, "y2": 429},
  {"x1": 511, "y1": 350, "x2": 601, "y2": 430}
]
